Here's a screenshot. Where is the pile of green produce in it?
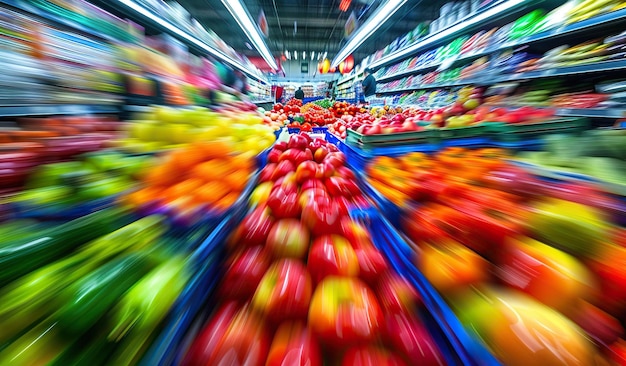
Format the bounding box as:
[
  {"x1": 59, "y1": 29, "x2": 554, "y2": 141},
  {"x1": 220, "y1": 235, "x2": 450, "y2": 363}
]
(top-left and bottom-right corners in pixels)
[
  {"x1": 313, "y1": 98, "x2": 333, "y2": 109},
  {"x1": 0, "y1": 210, "x2": 190, "y2": 365},
  {"x1": 516, "y1": 129, "x2": 626, "y2": 193},
  {"x1": 9, "y1": 151, "x2": 152, "y2": 209}
]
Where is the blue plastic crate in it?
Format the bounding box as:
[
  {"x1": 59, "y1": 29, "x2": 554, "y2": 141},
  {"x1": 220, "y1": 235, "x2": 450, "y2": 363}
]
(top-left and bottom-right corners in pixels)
[
  {"x1": 493, "y1": 138, "x2": 544, "y2": 151},
  {"x1": 350, "y1": 209, "x2": 502, "y2": 366},
  {"x1": 312, "y1": 126, "x2": 328, "y2": 134},
  {"x1": 287, "y1": 127, "x2": 301, "y2": 134},
  {"x1": 354, "y1": 171, "x2": 405, "y2": 229},
  {"x1": 441, "y1": 136, "x2": 494, "y2": 148},
  {"x1": 141, "y1": 174, "x2": 257, "y2": 365}
]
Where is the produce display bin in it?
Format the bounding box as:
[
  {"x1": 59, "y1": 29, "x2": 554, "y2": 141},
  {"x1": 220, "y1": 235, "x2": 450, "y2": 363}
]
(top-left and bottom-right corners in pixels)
[
  {"x1": 490, "y1": 117, "x2": 591, "y2": 142},
  {"x1": 344, "y1": 139, "x2": 439, "y2": 173},
  {"x1": 140, "y1": 174, "x2": 257, "y2": 365}
]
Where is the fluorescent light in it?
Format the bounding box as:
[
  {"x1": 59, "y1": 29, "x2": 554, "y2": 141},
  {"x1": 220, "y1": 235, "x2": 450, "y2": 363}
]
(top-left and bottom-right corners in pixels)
[
  {"x1": 310, "y1": 51, "x2": 315, "y2": 60},
  {"x1": 302, "y1": 51, "x2": 306, "y2": 60},
  {"x1": 332, "y1": 0, "x2": 408, "y2": 68},
  {"x1": 295, "y1": 51, "x2": 298, "y2": 60},
  {"x1": 115, "y1": 0, "x2": 268, "y2": 81},
  {"x1": 221, "y1": 0, "x2": 278, "y2": 70},
  {"x1": 286, "y1": 50, "x2": 291, "y2": 60},
  {"x1": 369, "y1": 0, "x2": 529, "y2": 68},
  {"x1": 323, "y1": 51, "x2": 328, "y2": 59},
  {"x1": 317, "y1": 52, "x2": 322, "y2": 61}
]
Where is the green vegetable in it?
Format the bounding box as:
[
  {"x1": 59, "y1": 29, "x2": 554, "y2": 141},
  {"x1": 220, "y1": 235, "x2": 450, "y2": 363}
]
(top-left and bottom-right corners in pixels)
[
  {"x1": 0, "y1": 321, "x2": 68, "y2": 366},
  {"x1": 0, "y1": 215, "x2": 166, "y2": 343},
  {"x1": 107, "y1": 256, "x2": 190, "y2": 366},
  {"x1": 0, "y1": 207, "x2": 133, "y2": 286},
  {"x1": 55, "y1": 252, "x2": 156, "y2": 335},
  {"x1": 49, "y1": 329, "x2": 116, "y2": 366}
]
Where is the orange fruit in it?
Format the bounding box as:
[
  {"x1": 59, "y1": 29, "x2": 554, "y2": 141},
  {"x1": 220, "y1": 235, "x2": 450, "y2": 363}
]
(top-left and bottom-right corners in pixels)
[{"x1": 196, "y1": 181, "x2": 230, "y2": 205}]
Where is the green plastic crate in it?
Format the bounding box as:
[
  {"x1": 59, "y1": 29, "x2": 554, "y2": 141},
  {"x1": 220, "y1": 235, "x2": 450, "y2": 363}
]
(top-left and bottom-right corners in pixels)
[
  {"x1": 346, "y1": 128, "x2": 440, "y2": 150},
  {"x1": 490, "y1": 117, "x2": 590, "y2": 142},
  {"x1": 439, "y1": 122, "x2": 506, "y2": 140}
]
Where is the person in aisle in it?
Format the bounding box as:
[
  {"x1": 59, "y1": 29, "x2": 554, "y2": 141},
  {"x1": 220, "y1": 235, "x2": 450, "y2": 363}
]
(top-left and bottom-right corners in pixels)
[
  {"x1": 233, "y1": 69, "x2": 249, "y2": 96},
  {"x1": 361, "y1": 68, "x2": 377, "y2": 104},
  {"x1": 294, "y1": 86, "x2": 305, "y2": 100}
]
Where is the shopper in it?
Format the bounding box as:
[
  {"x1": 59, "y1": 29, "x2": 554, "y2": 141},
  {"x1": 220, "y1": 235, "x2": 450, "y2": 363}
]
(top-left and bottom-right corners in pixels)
[
  {"x1": 361, "y1": 68, "x2": 377, "y2": 104},
  {"x1": 294, "y1": 86, "x2": 304, "y2": 100},
  {"x1": 233, "y1": 69, "x2": 249, "y2": 95}
]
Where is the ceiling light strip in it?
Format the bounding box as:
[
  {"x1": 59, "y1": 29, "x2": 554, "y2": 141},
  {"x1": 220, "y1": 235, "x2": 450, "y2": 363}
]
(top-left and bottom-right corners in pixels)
[
  {"x1": 368, "y1": 0, "x2": 530, "y2": 68},
  {"x1": 221, "y1": 0, "x2": 278, "y2": 70},
  {"x1": 115, "y1": 0, "x2": 268, "y2": 82},
  {"x1": 332, "y1": 0, "x2": 408, "y2": 68}
]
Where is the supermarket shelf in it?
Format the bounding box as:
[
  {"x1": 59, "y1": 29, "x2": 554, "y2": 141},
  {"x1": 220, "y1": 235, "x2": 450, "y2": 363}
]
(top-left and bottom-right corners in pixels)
[
  {"x1": 0, "y1": 0, "x2": 118, "y2": 42},
  {"x1": 253, "y1": 99, "x2": 273, "y2": 105},
  {"x1": 90, "y1": 0, "x2": 269, "y2": 84},
  {"x1": 368, "y1": 0, "x2": 541, "y2": 69},
  {"x1": 337, "y1": 71, "x2": 362, "y2": 86},
  {"x1": 555, "y1": 107, "x2": 626, "y2": 119},
  {"x1": 0, "y1": 104, "x2": 119, "y2": 117},
  {"x1": 487, "y1": 103, "x2": 626, "y2": 118},
  {"x1": 379, "y1": 59, "x2": 626, "y2": 94},
  {"x1": 376, "y1": 7, "x2": 626, "y2": 83}
]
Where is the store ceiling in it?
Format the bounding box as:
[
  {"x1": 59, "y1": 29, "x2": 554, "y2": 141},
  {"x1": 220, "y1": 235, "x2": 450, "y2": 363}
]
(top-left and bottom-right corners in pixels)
[{"x1": 177, "y1": 0, "x2": 447, "y2": 70}]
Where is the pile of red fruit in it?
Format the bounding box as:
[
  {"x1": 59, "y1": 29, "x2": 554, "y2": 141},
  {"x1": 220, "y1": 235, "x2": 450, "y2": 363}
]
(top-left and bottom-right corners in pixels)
[
  {"x1": 180, "y1": 134, "x2": 446, "y2": 366},
  {"x1": 330, "y1": 101, "x2": 362, "y2": 118},
  {"x1": 301, "y1": 104, "x2": 336, "y2": 126}
]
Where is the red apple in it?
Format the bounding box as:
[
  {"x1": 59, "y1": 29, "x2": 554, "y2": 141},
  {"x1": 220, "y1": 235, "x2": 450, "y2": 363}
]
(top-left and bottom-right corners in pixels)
[
  {"x1": 384, "y1": 312, "x2": 445, "y2": 365},
  {"x1": 295, "y1": 161, "x2": 318, "y2": 184},
  {"x1": 253, "y1": 259, "x2": 313, "y2": 322},
  {"x1": 335, "y1": 166, "x2": 356, "y2": 181},
  {"x1": 288, "y1": 134, "x2": 309, "y2": 150},
  {"x1": 308, "y1": 235, "x2": 360, "y2": 284},
  {"x1": 260, "y1": 163, "x2": 276, "y2": 183},
  {"x1": 218, "y1": 246, "x2": 270, "y2": 300},
  {"x1": 181, "y1": 302, "x2": 271, "y2": 366},
  {"x1": 266, "y1": 218, "x2": 310, "y2": 259},
  {"x1": 270, "y1": 160, "x2": 296, "y2": 181},
  {"x1": 301, "y1": 197, "x2": 344, "y2": 236},
  {"x1": 314, "y1": 146, "x2": 329, "y2": 163},
  {"x1": 376, "y1": 272, "x2": 420, "y2": 315},
  {"x1": 341, "y1": 219, "x2": 375, "y2": 249},
  {"x1": 266, "y1": 321, "x2": 322, "y2": 366},
  {"x1": 354, "y1": 245, "x2": 389, "y2": 286},
  {"x1": 230, "y1": 206, "x2": 274, "y2": 249},
  {"x1": 267, "y1": 186, "x2": 301, "y2": 219},
  {"x1": 324, "y1": 152, "x2": 346, "y2": 169},
  {"x1": 301, "y1": 179, "x2": 326, "y2": 192},
  {"x1": 267, "y1": 149, "x2": 282, "y2": 164},
  {"x1": 308, "y1": 276, "x2": 383, "y2": 347},
  {"x1": 274, "y1": 141, "x2": 288, "y2": 151},
  {"x1": 342, "y1": 346, "x2": 407, "y2": 366}
]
